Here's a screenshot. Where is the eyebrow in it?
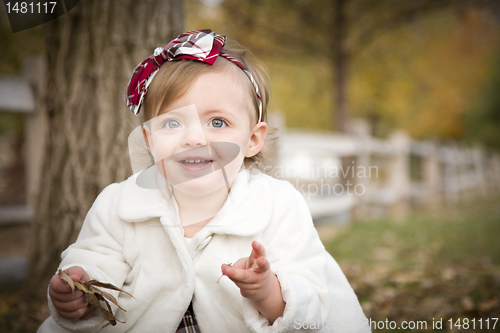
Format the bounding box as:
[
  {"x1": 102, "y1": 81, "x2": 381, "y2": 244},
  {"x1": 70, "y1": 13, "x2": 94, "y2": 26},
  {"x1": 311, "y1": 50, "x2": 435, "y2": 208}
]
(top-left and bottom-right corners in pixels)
[{"x1": 202, "y1": 109, "x2": 235, "y2": 118}]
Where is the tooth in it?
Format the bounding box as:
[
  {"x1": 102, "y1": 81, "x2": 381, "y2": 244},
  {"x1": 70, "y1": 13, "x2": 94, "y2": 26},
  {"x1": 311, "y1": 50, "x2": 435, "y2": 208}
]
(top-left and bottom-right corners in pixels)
[{"x1": 194, "y1": 160, "x2": 201, "y2": 163}]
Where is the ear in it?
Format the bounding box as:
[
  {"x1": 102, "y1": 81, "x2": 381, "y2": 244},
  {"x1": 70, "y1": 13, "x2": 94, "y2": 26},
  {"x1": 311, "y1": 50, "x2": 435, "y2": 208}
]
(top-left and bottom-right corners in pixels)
[
  {"x1": 245, "y1": 122, "x2": 268, "y2": 158},
  {"x1": 142, "y1": 125, "x2": 153, "y2": 151}
]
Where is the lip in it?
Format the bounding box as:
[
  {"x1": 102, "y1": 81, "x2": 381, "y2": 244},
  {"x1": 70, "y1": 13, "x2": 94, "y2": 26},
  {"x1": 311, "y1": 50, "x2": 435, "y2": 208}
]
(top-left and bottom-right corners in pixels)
[
  {"x1": 177, "y1": 155, "x2": 213, "y2": 162},
  {"x1": 177, "y1": 156, "x2": 214, "y2": 172}
]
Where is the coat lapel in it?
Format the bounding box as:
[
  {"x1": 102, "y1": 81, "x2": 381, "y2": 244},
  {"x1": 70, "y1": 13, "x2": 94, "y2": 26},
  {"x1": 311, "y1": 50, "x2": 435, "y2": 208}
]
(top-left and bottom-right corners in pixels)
[{"x1": 117, "y1": 167, "x2": 274, "y2": 237}]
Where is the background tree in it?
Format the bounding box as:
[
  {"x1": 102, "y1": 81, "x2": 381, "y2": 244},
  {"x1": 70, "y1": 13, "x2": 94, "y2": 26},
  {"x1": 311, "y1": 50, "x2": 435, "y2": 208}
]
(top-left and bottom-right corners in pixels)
[
  {"x1": 27, "y1": 0, "x2": 184, "y2": 290},
  {"x1": 465, "y1": 51, "x2": 500, "y2": 150},
  {"x1": 189, "y1": 0, "x2": 500, "y2": 135}
]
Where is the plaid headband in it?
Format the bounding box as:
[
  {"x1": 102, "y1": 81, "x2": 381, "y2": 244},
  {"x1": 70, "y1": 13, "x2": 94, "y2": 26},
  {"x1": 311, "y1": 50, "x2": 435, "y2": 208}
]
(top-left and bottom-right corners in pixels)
[{"x1": 125, "y1": 29, "x2": 263, "y2": 122}]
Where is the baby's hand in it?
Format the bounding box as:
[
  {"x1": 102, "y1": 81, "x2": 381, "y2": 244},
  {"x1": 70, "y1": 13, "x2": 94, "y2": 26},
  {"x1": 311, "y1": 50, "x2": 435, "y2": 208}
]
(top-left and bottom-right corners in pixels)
[
  {"x1": 49, "y1": 266, "x2": 94, "y2": 320},
  {"x1": 221, "y1": 241, "x2": 275, "y2": 302}
]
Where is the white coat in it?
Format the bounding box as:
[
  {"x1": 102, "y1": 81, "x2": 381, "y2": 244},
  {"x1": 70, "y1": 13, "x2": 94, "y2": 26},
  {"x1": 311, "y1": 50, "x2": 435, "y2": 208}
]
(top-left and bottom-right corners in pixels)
[{"x1": 38, "y1": 168, "x2": 371, "y2": 333}]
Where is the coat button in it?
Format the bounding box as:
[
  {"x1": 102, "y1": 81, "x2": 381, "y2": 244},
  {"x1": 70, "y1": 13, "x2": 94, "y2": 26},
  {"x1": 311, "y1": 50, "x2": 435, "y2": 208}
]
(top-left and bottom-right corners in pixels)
[{"x1": 196, "y1": 235, "x2": 213, "y2": 251}]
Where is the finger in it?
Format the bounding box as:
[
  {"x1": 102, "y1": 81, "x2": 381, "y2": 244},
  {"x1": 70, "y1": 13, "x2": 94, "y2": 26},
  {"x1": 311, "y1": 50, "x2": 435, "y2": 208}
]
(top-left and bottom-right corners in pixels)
[
  {"x1": 49, "y1": 274, "x2": 72, "y2": 294},
  {"x1": 222, "y1": 265, "x2": 256, "y2": 283},
  {"x1": 250, "y1": 241, "x2": 266, "y2": 260},
  {"x1": 67, "y1": 266, "x2": 90, "y2": 282},
  {"x1": 50, "y1": 287, "x2": 85, "y2": 303},
  {"x1": 50, "y1": 266, "x2": 90, "y2": 295},
  {"x1": 51, "y1": 296, "x2": 88, "y2": 313},
  {"x1": 254, "y1": 256, "x2": 270, "y2": 273},
  {"x1": 248, "y1": 241, "x2": 266, "y2": 267},
  {"x1": 56, "y1": 305, "x2": 89, "y2": 320},
  {"x1": 230, "y1": 258, "x2": 247, "y2": 270}
]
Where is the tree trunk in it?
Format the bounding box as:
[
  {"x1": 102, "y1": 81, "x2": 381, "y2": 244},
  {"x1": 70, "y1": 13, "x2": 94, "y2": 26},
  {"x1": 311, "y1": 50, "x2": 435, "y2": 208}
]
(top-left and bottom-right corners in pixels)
[
  {"x1": 27, "y1": 0, "x2": 183, "y2": 291},
  {"x1": 333, "y1": 0, "x2": 348, "y2": 133}
]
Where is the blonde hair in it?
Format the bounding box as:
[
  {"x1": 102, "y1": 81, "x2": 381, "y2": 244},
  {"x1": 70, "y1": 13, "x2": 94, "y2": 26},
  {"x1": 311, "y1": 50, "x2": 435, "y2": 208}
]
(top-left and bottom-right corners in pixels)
[{"x1": 142, "y1": 41, "x2": 277, "y2": 170}]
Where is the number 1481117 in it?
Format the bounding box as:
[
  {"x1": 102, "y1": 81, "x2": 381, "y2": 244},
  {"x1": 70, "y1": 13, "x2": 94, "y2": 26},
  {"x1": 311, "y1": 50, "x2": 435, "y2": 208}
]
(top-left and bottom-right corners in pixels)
[
  {"x1": 448, "y1": 318, "x2": 497, "y2": 330},
  {"x1": 5, "y1": 2, "x2": 57, "y2": 14}
]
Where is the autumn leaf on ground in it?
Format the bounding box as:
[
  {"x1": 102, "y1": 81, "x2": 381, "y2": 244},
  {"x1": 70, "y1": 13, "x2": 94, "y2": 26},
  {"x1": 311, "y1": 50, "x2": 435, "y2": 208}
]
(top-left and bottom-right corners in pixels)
[{"x1": 58, "y1": 269, "x2": 134, "y2": 326}]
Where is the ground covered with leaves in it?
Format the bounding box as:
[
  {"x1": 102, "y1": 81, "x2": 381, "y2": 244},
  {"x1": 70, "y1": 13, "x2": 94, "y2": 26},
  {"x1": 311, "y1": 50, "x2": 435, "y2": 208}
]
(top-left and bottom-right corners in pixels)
[
  {"x1": 1, "y1": 195, "x2": 499, "y2": 332},
  {"x1": 323, "y1": 195, "x2": 500, "y2": 332}
]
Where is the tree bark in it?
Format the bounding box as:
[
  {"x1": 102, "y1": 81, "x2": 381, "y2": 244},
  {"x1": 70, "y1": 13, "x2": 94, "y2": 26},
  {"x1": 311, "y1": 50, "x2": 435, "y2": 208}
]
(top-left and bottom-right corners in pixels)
[
  {"x1": 333, "y1": 0, "x2": 348, "y2": 133},
  {"x1": 27, "y1": 0, "x2": 183, "y2": 291}
]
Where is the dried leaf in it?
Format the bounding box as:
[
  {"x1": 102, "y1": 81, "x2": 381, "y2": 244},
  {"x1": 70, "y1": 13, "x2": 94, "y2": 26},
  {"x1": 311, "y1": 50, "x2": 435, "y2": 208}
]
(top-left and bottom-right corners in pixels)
[
  {"x1": 217, "y1": 262, "x2": 233, "y2": 283},
  {"x1": 74, "y1": 281, "x2": 94, "y2": 294},
  {"x1": 88, "y1": 280, "x2": 135, "y2": 299},
  {"x1": 85, "y1": 293, "x2": 100, "y2": 309},
  {"x1": 478, "y1": 298, "x2": 499, "y2": 312},
  {"x1": 96, "y1": 293, "x2": 124, "y2": 325},
  {"x1": 95, "y1": 293, "x2": 117, "y2": 326},
  {"x1": 57, "y1": 272, "x2": 133, "y2": 325},
  {"x1": 58, "y1": 269, "x2": 75, "y2": 299},
  {"x1": 461, "y1": 296, "x2": 475, "y2": 311},
  {"x1": 95, "y1": 288, "x2": 126, "y2": 312}
]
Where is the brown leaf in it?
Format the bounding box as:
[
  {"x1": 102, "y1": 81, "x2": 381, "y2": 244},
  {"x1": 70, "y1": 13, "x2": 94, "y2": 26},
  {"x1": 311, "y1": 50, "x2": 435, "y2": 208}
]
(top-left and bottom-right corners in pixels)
[
  {"x1": 94, "y1": 288, "x2": 126, "y2": 313},
  {"x1": 461, "y1": 296, "x2": 475, "y2": 311},
  {"x1": 74, "y1": 281, "x2": 94, "y2": 294},
  {"x1": 58, "y1": 269, "x2": 75, "y2": 299},
  {"x1": 96, "y1": 293, "x2": 124, "y2": 325},
  {"x1": 371, "y1": 247, "x2": 395, "y2": 261},
  {"x1": 84, "y1": 293, "x2": 100, "y2": 309},
  {"x1": 57, "y1": 276, "x2": 133, "y2": 325},
  {"x1": 440, "y1": 267, "x2": 456, "y2": 281},
  {"x1": 478, "y1": 298, "x2": 499, "y2": 312},
  {"x1": 88, "y1": 280, "x2": 134, "y2": 299},
  {"x1": 391, "y1": 271, "x2": 420, "y2": 284}
]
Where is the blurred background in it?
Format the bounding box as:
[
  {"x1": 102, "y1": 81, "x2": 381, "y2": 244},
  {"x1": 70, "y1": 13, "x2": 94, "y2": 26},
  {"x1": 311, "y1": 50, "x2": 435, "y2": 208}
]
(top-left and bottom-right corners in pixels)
[{"x1": 1, "y1": 0, "x2": 500, "y2": 331}]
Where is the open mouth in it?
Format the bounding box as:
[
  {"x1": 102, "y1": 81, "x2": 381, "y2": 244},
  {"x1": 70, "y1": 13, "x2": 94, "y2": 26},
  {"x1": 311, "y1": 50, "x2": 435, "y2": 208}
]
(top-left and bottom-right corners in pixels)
[
  {"x1": 180, "y1": 159, "x2": 213, "y2": 165},
  {"x1": 178, "y1": 158, "x2": 214, "y2": 172}
]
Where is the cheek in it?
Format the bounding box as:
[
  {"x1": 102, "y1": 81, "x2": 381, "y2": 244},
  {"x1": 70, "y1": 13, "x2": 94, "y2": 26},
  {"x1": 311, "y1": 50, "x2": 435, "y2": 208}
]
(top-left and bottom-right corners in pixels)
[{"x1": 151, "y1": 134, "x2": 178, "y2": 161}]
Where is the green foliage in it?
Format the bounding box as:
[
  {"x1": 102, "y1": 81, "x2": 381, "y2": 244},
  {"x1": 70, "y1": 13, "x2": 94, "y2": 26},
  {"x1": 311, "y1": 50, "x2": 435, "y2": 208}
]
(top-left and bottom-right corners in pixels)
[
  {"x1": 187, "y1": 0, "x2": 500, "y2": 142},
  {"x1": 325, "y1": 195, "x2": 500, "y2": 268},
  {"x1": 265, "y1": 56, "x2": 334, "y2": 130},
  {"x1": 465, "y1": 52, "x2": 500, "y2": 151}
]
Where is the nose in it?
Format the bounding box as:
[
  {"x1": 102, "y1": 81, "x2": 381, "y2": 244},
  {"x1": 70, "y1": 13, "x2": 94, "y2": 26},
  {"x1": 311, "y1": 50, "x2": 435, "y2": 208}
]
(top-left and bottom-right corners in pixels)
[{"x1": 181, "y1": 123, "x2": 206, "y2": 147}]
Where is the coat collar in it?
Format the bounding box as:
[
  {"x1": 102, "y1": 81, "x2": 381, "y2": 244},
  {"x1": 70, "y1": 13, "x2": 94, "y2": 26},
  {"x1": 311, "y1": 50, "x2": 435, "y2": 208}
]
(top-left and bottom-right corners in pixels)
[{"x1": 117, "y1": 168, "x2": 274, "y2": 236}]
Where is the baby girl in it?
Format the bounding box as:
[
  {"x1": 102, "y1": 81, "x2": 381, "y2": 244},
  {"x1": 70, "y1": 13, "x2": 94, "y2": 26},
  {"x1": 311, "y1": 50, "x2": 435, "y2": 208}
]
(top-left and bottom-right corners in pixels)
[{"x1": 38, "y1": 29, "x2": 371, "y2": 333}]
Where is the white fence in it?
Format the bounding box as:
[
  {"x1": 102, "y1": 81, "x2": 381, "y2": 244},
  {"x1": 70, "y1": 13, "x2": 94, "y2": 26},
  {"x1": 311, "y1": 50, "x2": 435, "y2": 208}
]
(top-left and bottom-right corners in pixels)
[
  {"x1": 1, "y1": 58, "x2": 499, "y2": 225},
  {"x1": 269, "y1": 115, "x2": 500, "y2": 222}
]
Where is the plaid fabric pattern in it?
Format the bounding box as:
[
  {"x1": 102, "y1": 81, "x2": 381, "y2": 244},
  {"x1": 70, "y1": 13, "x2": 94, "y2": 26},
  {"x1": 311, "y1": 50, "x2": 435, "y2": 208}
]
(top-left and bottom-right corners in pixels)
[
  {"x1": 176, "y1": 302, "x2": 201, "y2": 333},
  {"x1": 165, "y1": 30, "x2": 225, "y2": 65},
  {"x1": 125, "y1": 29, "x2": 263, "y2": 122},
  {"x1": 220, "y1": 52, "x2": 263, "y2": 122}
]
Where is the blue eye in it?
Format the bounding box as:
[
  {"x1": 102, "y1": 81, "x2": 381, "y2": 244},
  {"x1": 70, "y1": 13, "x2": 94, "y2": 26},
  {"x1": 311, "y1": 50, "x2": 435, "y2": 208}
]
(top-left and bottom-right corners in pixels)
[
  {"x1": 210, "y1": 119, "x2": 226, "y2": 128},
  {"x1": 164, "y1": 120, "x2": 180, "y2": 128}
]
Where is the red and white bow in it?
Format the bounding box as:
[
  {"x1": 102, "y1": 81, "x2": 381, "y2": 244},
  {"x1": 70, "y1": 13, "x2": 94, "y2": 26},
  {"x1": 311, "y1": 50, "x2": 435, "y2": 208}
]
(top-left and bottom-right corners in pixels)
[{"x1": 125, "y1": 29, "x2": 262, "y2": 122}]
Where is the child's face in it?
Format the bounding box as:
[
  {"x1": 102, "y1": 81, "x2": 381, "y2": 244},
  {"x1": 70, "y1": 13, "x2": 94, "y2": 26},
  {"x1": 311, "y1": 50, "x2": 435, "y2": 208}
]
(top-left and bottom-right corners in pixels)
[{"x1": 143, "y1": 68, "x2": 267, "y2": 196}]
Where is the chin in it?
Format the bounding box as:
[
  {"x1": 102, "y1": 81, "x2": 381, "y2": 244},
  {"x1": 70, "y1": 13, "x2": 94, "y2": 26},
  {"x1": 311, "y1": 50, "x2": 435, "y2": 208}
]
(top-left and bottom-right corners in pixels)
[
  {"x1": 171, "y1": 169, "x2": 228, "y2": 196},
  {"x1": 169, "y1": 153, "x2": 245, "y2": 196}
]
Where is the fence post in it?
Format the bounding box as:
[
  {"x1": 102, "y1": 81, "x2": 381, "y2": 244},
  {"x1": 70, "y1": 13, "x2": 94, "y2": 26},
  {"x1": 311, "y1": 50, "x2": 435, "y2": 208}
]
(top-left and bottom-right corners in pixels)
[
  {"x1": 388, "y1": 130, "x2": 411, "y2": 219},
  {"x1": 489, "y1": 153, "x2": 500, "y2": 192},
  {"x1": 472, "y1": 147, "x2": 487, "y2": 196},
  {"x1": 348, "y1": 119, "x2": 371, "y2": 220},
  {"x1": 422, "y1": 141, "x2": 440, "y2": 207}
]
